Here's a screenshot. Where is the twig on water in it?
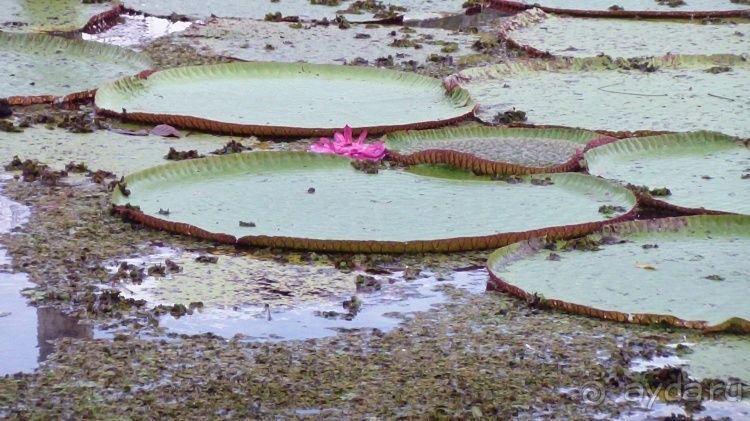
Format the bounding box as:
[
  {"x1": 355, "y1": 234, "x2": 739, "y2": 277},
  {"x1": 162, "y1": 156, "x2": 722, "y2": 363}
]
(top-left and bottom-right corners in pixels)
[
  {"x1": 708, "y1": 93, "x2": 735, "y2": 102},
  {"x1": 597, "y1": 83, "x2": 668, "y2": 97}
]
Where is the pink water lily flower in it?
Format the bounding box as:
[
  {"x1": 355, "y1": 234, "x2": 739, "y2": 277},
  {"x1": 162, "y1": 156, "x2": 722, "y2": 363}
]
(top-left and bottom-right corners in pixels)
[{"x1": 310, "y1": 125, "x2": 385, "y2": 161}]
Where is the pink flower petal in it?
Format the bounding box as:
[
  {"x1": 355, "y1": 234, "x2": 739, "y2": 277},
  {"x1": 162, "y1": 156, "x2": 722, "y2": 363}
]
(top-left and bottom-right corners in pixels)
[
  {"x1": 356, "y1": 130, "x2": 368, "y2": 145},
  {"x1": 333, "y1": 132, "x2": 347, "y2": 146}
]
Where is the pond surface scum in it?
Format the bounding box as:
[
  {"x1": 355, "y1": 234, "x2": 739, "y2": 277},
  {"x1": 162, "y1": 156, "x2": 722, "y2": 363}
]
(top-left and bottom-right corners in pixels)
[{"x1": 1, "y1": 2, "x2": 749, "y2": 419}]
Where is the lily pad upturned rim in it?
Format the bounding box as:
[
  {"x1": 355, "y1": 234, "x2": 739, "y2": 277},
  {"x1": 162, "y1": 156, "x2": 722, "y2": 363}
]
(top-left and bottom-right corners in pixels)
[
  {"x1": 80, "y1": 3, "x2": 124, "y2": 34},
  {"x1": 585, "y1": 131, "x2": 749, "y2": 216},
  {"x1": 95, "y1": 62, "x2": 476, "y2": 137},
  {"x1": 2, "y1": 31, "x2": 153, "y2": 106},
  {"x1": 111, "y1": 151, "x2": 637, "y2": 254},
  {"x1": 385, "y1": 126, "x2": 610, "y2": 175},
  {"x1": 486, "y1": 215, "x2": 750, "y2": 333},
  {"x1": 486, "y1": 0, "x2": 750, "y2": 19}
]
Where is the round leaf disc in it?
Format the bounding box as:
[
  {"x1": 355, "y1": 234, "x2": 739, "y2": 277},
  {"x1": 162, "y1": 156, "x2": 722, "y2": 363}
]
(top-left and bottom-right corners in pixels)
[
  {"x1": 585, "y1": 131, "x2": 750, "y2": 215},
  {"x1": 95, "y1": 62, "x2": 475, "y2": 136},
  {"x1": 112, "y1": 152, "x2": 636, "y2": 253},
  {"x1": 456, "y1": 54, "x2": 750, "y2": 137},
  {"x1": 503, "y1": 10, "x2": 750, "y2": 58},
  {"x1": 487, "y1": 215, "x2": 750, "y2": 331}
]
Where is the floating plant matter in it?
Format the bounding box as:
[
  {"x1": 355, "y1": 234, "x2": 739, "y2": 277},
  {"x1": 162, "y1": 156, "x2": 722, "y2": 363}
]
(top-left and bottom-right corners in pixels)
[
  {"x1": 111, "y1": 151, "x2": 636, "y2": 253},
  {"x1": 95, "y1": 62, "x2": 475, "y2": 136},
  {"x1": 487, "y1": 215, "x2": 750, "y2": 332}
]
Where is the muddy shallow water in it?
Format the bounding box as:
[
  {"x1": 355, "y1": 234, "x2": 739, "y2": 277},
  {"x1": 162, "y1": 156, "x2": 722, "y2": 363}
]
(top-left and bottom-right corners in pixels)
[{"x1": 1, "y1": 6, "x2": 749, "y2": 420}]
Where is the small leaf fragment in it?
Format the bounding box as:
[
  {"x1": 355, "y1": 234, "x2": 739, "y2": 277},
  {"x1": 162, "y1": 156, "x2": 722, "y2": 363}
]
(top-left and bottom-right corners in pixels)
[{"x1": 635, "y1": 262, "x2": 656, "y2": 270}]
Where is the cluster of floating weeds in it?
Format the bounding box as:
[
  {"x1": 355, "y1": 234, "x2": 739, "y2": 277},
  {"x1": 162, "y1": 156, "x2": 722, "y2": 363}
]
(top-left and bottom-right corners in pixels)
[
  {"x1": 626, "y1": 183, "x2": 672, "y2": 197},
  {"x1": 598, "y1": 204, "x2": 627, "y2": 217},
  {"x1": 493, "y1": 107, "x2": 527, "y2": 124},
  {"x1": 338, "y1": 0, "x2": 406, "y2": 19},
  {"x1": 655, "y1": 0, "x2": 687, "y2": 7},
  {"x1": 165, "y1": 146, "x2": 204, "y2": 160},
  {"x1": 4, "y1": 156, "x2": 68, "y2": 186}
]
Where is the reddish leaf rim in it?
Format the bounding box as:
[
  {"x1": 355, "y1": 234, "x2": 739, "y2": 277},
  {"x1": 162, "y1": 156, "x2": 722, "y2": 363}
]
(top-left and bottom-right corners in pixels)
[
  {"x1": 486, "y1": 216, "x2": 750, "y2": 333},
  {"x1": 96, "y1": 109, "x2": 477, "y2": 137},
  {"x1": 113, "y1": 203, "x2": 636, "y2": 253},
  {"x1": 387, "y1": 148, "x2": 585, "y2": 175},
  {"x1": 486, "y1": 0, "x2": 750, "y2": 19}
]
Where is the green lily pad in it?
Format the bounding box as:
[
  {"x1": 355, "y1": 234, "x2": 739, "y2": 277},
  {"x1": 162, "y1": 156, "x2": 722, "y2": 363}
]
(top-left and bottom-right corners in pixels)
[
  {"x1": 585, "y1": 131, "x2": 750, "y2": 215},
  {"x1": 0, "y1": 0, "x2": 120, "y2": 33},
  {"x1": 502, "y1": 9, "x2": 750, "y2": 58},
  {"x1": 386, "y1": 126, "x2": 606, "y2": 175},
  {"x1": 172, "y1": 18, "x2": 481, "y2": 66},
  {"x1": 0, "y1": 125, "x2": 235, "y2": 177},
  {"x1": 1, "y1": 32, "x2": 152, "y2": 104},
  {"x1": 95, "y1": 62, "x2": 475, "y2": 136},
  {"x1": 455, "y1": 54, "x2": 750, "y2": 137},
  {"x1": 111, "y1": 151, "x2": 636, "y2": 253},
  {"x1": 488, "y1": 0, "x2": 750, "y2": 16},
  {"x1": 487, "y1": 215, "x2": 750, "y2": 332}
]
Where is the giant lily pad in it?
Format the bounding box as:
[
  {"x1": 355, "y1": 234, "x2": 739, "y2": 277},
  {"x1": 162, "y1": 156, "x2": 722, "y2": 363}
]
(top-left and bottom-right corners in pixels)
[
  {"x1": 0, "y1": 0, "x2": 120, "y2": 33},
  {"x1": 487, "y1": 0, "x2": 750, "y2": 18},
  {"x1": 501, "y1": 9, "x2": 750, "y2": 58},
  {"x1": 487, "y1": 215, "x2": 750, "y2": 332},
  {"x1": 385, "y1": 126, "x2": 608, "y2": 174},
  {"x1": 1, "y1": 32, "x2": 152, "y2": 105},
  {"x1": 95, "y1": 62, "x2": 475, "y2": 136},
  {"x1": 585, "y1": 131, "x2": 750, "y2": 215},
  {"x1": 455, "y1": 54, "x2": 750, "y2": 137},
  {"x1": 111, "y1": 152, "x2": 636, "y2": 253}
]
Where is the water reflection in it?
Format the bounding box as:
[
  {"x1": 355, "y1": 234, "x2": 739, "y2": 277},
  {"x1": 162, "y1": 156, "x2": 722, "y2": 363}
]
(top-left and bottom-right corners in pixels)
[
  {"x1": 405, "y1": 8, "x2": 510, "y2": 31},
  {"x1": 0, "y1": 184, "x2": 92, "y2": 375},
  {"x1": 81, "y1": 14, "x2": 192, "y2": 49},
  {"x1": 36, "y1": 307, "x2": 93, "y2": 362}
]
